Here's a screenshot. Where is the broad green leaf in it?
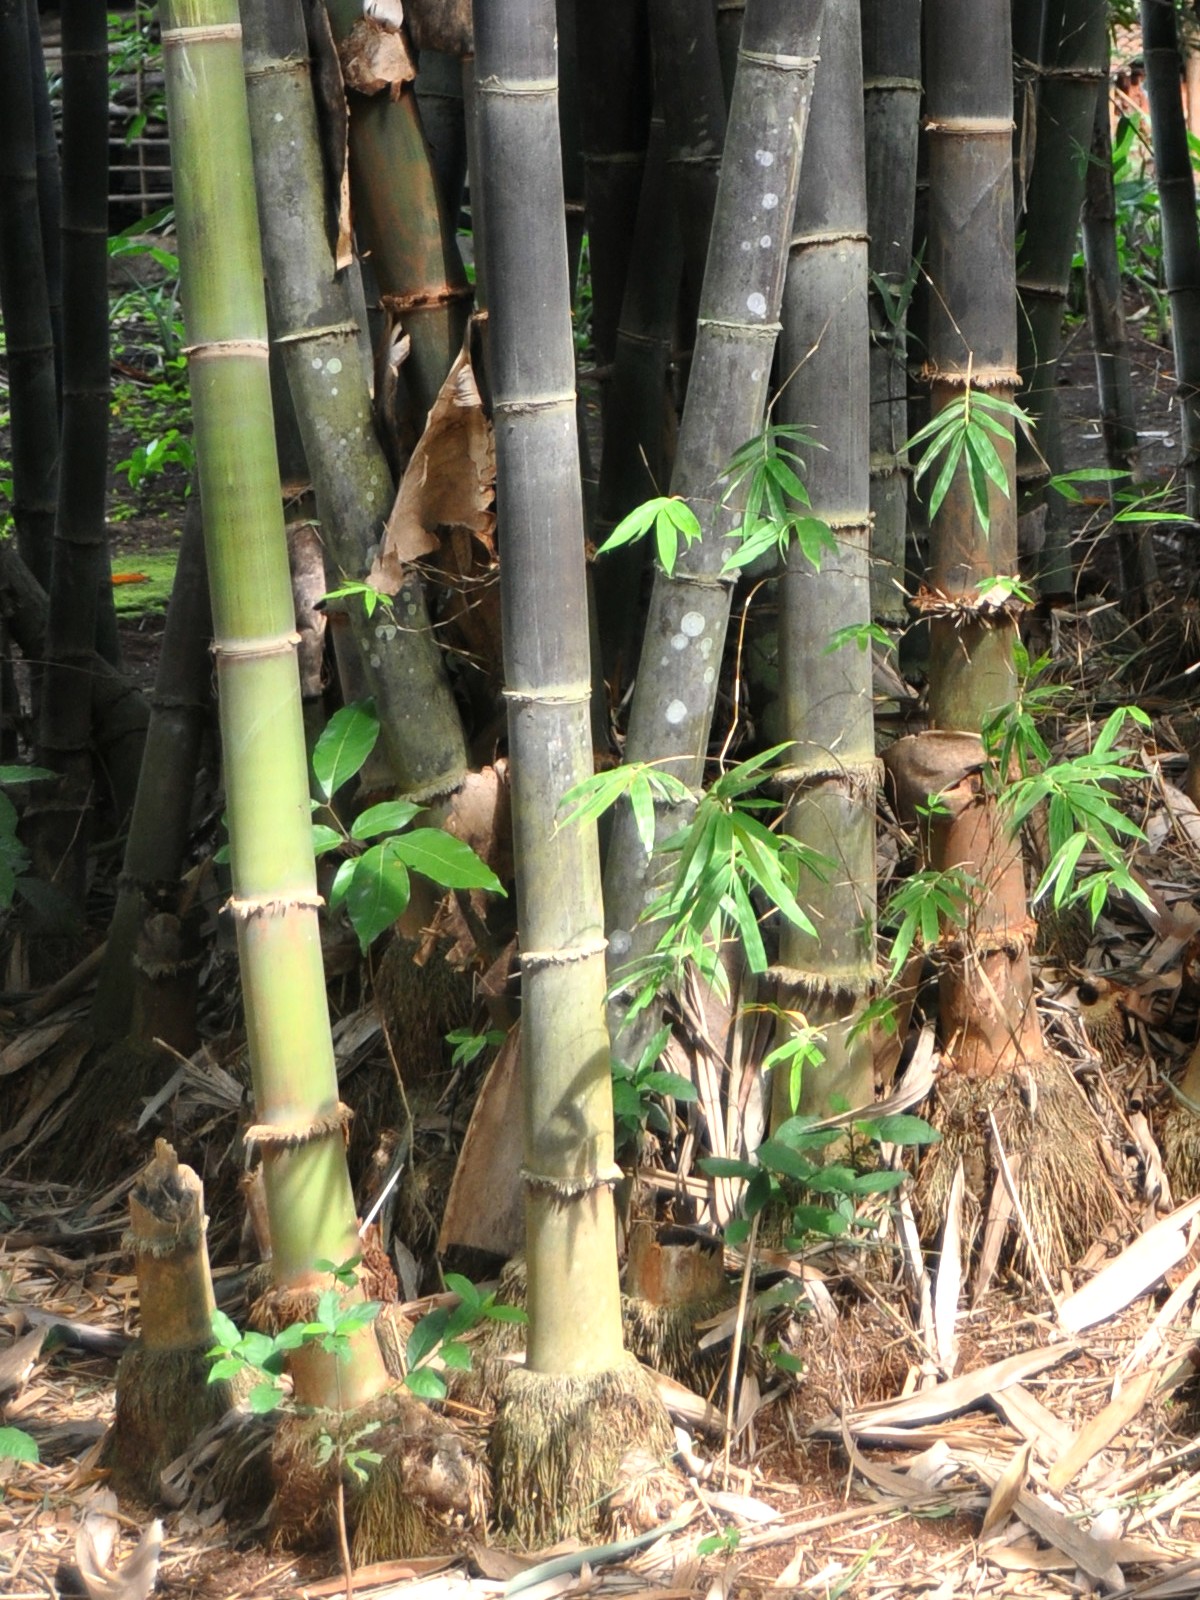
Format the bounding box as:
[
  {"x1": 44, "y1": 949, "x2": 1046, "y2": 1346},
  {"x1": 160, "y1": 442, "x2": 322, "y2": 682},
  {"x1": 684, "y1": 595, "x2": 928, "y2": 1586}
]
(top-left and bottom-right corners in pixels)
[
  {"x1": 640, "y1": 1069, "x2": 698, "y2": 1101},
  {"x1": 788, "y1": 1205, "x2": 849, "y2": 1239},
  {"x1": 441, "y1": 1341, "x2": 473, "y2": 1371},
  {"x1": 345, "y1": 843, "x2": 412, "y2": 950},
  {"x1": 847, "y1": 1169, "x2": 906, "y2": 1194},
  {"x1": 770, "y1": 1348, "x2": 805, "y2": 1375},
  {"x1": 863, "y1": 1114, "x2": 941, "y2": 1146},
  {"x1": 312, "y1": 701, "x2": 379, "y2": 801},
  {"x1": 249, "y1": 1381, "x2": 283, "y2": 1413},
  {"x1": 0, "y1": 1427, "x2": 38, "y2": 1463},
  {"x1": 444, "y1": 1272, "x2": 481, "y2": 1312},
  {"x1": 312, "y1": 824, "x2": 344, "y2": 858},
  {"x1": 328, "y1": 855, "x2": 357, "y2": 913},
  {"x1": 207, "y1": 1355, "x2": 244, "y2": 1383},
  {"x1": 700, "y1": 1156, "x2": 759, "y2": 1181},
  {"x1": 756, "y1": 1139, "x2": 818, "y2": 1182},
  {"x1": 351, "y1": 800, "x2": 422, "y2": 841},
  {"x1": 405, "y1": 1308, "x2": 449, "y2": 1368},
  {"x1": 393, "y1": 828, "x2": 504, "y2": 893},
  {"x1": 482, "y1": 1302, "x2": 528, "y2": 1325},
  {"x1": 0, "y1": 764, "x2": 54, "y2": 785},
  {"x1": 405, "y1": 1368, "x2": 447, "y2": 1400},
  {"x1": 210, "y1": 1308, "x2": 241, "y2": 1348}
]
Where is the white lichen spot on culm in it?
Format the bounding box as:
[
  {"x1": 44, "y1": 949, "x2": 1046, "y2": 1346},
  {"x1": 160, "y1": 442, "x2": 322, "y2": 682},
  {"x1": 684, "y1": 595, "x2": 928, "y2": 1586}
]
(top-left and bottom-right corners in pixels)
[{"x1": 666, "y1": 699, "x2": 687, "y2": 725}]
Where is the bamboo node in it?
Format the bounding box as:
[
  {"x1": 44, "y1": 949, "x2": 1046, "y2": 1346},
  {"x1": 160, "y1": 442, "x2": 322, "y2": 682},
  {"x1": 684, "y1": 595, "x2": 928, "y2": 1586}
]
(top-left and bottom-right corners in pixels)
[
  {"x1": 123, "y1": 1225, "x2": 204, "y2": 1259},
  {"x1": 912, "y1": 583, "x2": 1028, "y2": 622},
  {"x1": 863, "y1": 75, "x2": 921, "y2": 93},
  {"x1": 765, "y1": 965, "x2": 877, "y2": 1006},
  {"x1": 922, "y1": 116, "x2": 1014, "y2": 137},
  {"x1": 184, "y1": 339, "x2": 269, "y2": 361},
  {"x1": 162, "y1": 22, "x2": 242, "y2": 45},
  {"x1": 789, "y1": 228, "x2": 870, "y2": 250},
  {"x1": 492, "y1": 395, "x2": 576, "y2": 418},
  {"x1": 737, "y1": 48, "x2": 819, "y2": 74},
  {"x1": 224, "y1": 892, "x2": 324, "y2": 920},
  {"x1": 521, "y1": 1165, "x2": 622, "y2": 1198},
  {"x1": 245, "y1": 1103, "x2": 353, "y2": 1152},
  {"x1": 921, "y1": 363, "x2": 1020, "y2": 391},
  {"x1": 502, "y1": 684, "x2": 591, "y2": 707},
  {"x1": 695, "y1": 316, "x2": 780, "y2": 343},
  {"x1": 212, "y1": 631, "x2": 302, "y2": 661},
  {"x1": 379, "y1": 284, "x2": 474, "y2": 314},
  {"x1": 776, "y1": 758, "x2": 882, "y2": 801},
  {"x1": 519, "y1": 937, "x2": 609, "y2": 973},
  {"x1": 273, "y1": 320, "x2": 363, "y2": 347}
]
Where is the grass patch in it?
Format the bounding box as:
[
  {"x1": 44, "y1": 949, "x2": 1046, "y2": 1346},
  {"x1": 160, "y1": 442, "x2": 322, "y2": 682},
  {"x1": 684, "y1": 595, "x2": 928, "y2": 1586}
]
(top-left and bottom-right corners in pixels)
[{"x1": 110, "y1": 548, "x2": 179, "y2": 615}]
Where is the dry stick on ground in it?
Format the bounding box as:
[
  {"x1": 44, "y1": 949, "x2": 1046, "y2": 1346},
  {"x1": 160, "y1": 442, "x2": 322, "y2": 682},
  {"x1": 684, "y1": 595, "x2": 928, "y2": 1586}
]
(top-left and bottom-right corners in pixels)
[{"x1": 473, "y1": 0, "x2": 674, "y2": 1544}]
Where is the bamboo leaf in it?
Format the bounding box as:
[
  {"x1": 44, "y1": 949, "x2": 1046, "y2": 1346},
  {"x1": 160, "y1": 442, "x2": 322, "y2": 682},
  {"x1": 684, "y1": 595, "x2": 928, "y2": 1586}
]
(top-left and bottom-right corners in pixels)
[
  {"x1": 312, "y1": 824, "x2": 344, "y2": 857},
  {"x1": 391, "y1": 829, "x2": 505, "y2": 892},
  {"x1": 312, "y1": 700, "x2": 379, "y2": 801},
  {"x1": 927, "y1": 434, "x2": 966, "y2": 523},
  {"x1": 345, "y1": 843, "x2": 412, "y2": 949},
  {"x1": 350, "y1": 799, "x2": 422, "y2": 840}
]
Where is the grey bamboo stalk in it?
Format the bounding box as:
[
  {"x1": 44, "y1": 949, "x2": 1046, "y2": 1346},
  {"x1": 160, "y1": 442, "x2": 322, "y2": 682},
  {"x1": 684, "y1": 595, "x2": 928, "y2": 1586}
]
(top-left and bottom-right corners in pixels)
[
  {"x1": 648, "y1": 0, "x2": 726, "y2": 360},
  {"x1": 602, "y1": 0, "x2": 823, "y2": 977},
  {"x1": 1141, "y1": 0, "x2": 1200, "y2": 527},
  {"x1": 158, "y1": 0, "x2": 388, "y2": 1410},
  {"x1": 591, "y1": 116, "x2": 684, "y2": 690},
  {"x1": 897, "y1": 0, "x2": 1112, "y2": 1271},
  {"x1": 414, "y1": 48, "x2": 468, "y2": 223},
  {"x1": 861, "y1": 0, "x2": 920, "y2": 623},
  {"x1": 715, "y1": 0, "x2": 746, "y2": 104},
  {"x1": 25, "y1": 0, "x2": 62, "y2": 409},
  {"x1": 0, "y1": 545, "x2": 148, "y2": 816},
  {"x1": 322, "y1": 0, "x2": 471, "y2": 423},
  {"x1": 775, "y1": 0, "x2": 875, "y2": 1119},
  {"x1": 473, "y1": 0, "x2": 672, "y2": 1545},
  {"x1": 574, "y1": 0, "x2": 654, "y2": 376},
  {"x1": 36, "y1": 0, "x2": 112, "y2": 910},
  {"x1": 1015, "y1": 0, "x2": 1108, "y2": 594},
  {"x1": 1011, "y1": 0, "x2": 1046, "y2": 228},
  {"x1": 1082, "y1": 66, "x2": 1157, "y2": 599},
  {"x1": 241, "y1": 0, "x2": 469, "y2": 799},
  {"x1": 92, "y1": 493, "x2": 212, "y2": 1046},
  {"x1": 0, "y1": 0, "x2": 58, "y2": 594}
]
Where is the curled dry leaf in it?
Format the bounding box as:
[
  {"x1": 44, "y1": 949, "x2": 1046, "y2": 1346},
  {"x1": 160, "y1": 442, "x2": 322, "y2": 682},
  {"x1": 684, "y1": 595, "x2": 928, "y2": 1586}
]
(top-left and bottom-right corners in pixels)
[
  {"x1": 76, "y1": 1490, "x2": 163, "y2": 1600},
  {"x1": 369, "y1": 342, "x2": 495, "y2": 586},
  {"x1": 337, "y1": 17, "x2": 417, "y2": 99}
]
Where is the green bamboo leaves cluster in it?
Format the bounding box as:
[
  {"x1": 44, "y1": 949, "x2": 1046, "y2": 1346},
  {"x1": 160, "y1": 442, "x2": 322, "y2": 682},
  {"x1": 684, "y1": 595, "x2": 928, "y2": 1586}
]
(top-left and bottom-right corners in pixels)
[{"x1": 309, "y1": 703, "x2": 503, "y2": 951}]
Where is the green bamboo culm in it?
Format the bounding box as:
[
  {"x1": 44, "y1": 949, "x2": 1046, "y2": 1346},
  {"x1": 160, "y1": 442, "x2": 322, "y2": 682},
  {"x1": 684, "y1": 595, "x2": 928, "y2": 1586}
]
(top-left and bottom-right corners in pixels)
[
  {"x1": 472, "y1": 0, "x2": 672, "y2": 1545},
  {"x1": 774, "y1": 0, "x2": 876, "y2": 1120},
  {"x1": 157, "y1": 0, "x2": 388, "y2": 1410}
]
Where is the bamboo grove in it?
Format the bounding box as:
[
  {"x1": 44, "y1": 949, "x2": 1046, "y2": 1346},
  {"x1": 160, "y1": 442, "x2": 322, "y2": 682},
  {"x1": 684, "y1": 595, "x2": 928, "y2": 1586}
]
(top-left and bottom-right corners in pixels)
[{"x1": 2, "y1": 0, "x2": 1200, "y2": 1558}]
